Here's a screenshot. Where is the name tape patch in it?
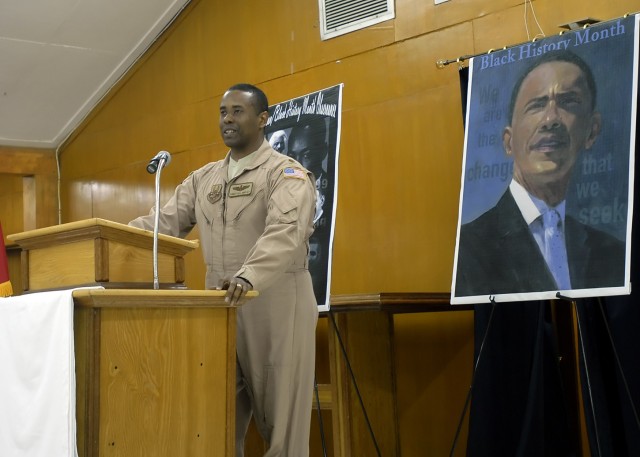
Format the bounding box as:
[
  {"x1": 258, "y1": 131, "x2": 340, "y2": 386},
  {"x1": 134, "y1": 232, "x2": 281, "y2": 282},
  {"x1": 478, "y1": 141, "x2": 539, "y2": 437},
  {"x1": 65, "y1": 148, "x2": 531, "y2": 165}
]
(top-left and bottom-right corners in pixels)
[{"x1": 229, "y1": 182, "x2": 253, "y2": 197}]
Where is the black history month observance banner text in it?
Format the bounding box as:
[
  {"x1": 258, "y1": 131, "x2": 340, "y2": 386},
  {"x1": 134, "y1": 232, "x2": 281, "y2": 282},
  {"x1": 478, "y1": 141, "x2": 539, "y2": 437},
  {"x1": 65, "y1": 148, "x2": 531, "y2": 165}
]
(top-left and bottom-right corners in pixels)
[{"x1": 266, "y1": 84, "x2": 343, "y2": 311}]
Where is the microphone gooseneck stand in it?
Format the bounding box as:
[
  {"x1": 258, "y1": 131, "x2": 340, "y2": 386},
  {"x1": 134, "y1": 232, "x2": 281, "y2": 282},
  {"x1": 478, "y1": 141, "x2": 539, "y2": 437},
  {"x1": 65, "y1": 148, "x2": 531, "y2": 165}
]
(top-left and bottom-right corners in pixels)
[{"x1": 148, "y1": 152, "x2": 171, "y2": 290}]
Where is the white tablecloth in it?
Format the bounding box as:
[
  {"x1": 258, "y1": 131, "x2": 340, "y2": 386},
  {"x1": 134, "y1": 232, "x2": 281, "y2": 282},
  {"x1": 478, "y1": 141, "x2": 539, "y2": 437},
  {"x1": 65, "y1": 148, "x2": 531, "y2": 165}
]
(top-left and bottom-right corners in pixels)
[{"x1": 0, "y1": 288, "x2": 98, "y2": 457}]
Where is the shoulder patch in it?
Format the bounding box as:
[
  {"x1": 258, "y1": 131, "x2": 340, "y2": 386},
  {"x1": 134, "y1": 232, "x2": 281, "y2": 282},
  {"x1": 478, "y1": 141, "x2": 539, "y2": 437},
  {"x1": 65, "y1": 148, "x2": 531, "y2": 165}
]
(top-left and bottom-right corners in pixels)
[{"x1": 282, "y1": 167, "x2": 307, "y2": 180}]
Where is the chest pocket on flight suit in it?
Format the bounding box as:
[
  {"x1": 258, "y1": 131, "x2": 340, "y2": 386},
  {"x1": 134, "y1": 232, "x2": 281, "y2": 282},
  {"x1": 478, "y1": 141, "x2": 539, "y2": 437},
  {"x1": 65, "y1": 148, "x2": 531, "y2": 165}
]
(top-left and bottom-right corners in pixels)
[
  {"x1": 229, "y1": 187, "x2": 266, "y2": 223},
  {"x1": 196, "y1": 193, "x2": 218, "y2": 226}
]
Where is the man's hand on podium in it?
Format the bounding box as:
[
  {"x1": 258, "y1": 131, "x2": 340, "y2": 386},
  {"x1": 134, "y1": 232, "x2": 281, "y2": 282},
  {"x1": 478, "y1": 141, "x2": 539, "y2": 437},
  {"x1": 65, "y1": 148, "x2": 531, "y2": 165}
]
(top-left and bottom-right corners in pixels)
[{"x1": 217, "y1": 276, "x2": 253, "y2": 306}]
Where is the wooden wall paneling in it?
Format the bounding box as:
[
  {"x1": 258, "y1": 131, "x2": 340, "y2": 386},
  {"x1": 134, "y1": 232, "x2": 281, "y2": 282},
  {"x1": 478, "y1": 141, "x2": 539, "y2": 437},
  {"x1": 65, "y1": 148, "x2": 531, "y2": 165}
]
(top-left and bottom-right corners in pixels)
[
  {"x1": 62, "y1": 179, "x2": 94, "y2": 223},
  {"x1": 306, "y1": 321, "x2": 336, "y2": 457},
  {"x1": 0, "y1": 146, "x2": 57, "y2": 175},
  {"x1": 394, "y1": 23, "x2": 473, "y2": 93},
  {"x1": 0, "y1": 174, "x2": 24, "y2": 238},
  {"x1": 87, "y1": 168, "x2": 158, "y2": 225},
  {"x1": 23, "y1": 174, "x2": 59, "y2": 230},
  {"x1": 196, "y1": 0, "x2": 297, "y2": 87},
  {"x1": 0, "y1": 173, "x2": 23, "y2": 194},
  {"x1": 310, "y1": 409, "x2": 334, "y2": 457},
  {"x1": 6, "y1": 245, "x2": 23, "y2": 295},
  {"x1": 19, "y1": 250, "x2": 29, "y2": 292},
  {"x1": 327, "y1": 311, "x2": 399, "y2": 457},
  {"x1": 330, "y1": 85, "x2": 464, "y2": 294},
  {"x1": 22, "y1": 176, "x2": 36, "y2": 230},
  {"x1": 395, "y1": 0, "x2": 522, "y2": 42},
  {"x1": 261, "y1": 37, "x2": 403, "y2": 112},
  {"x1": 303, "y1": 333, "x2": 336, "y2": 457},
  {"x1": 261, "y1": 19, "x2": 472, "y2": 110},
  {"x1": 315, "y1": 317, "x2": 332, "y2": 392},
  {"x1": 0, "y1": 147, "x2": 57, "y2": 231},
  {"x1": 31, "y1": 174, "x2": 58, "y2": 229},
  {"x1": 394, "y1": 311, "x2": 474, "y2": 455},
  {"x1": 472, "y1": 5, "x2": 540, "y2": 54},
  {"x1": 395, "y1": 0, "x2": 435, "y2": 41}
]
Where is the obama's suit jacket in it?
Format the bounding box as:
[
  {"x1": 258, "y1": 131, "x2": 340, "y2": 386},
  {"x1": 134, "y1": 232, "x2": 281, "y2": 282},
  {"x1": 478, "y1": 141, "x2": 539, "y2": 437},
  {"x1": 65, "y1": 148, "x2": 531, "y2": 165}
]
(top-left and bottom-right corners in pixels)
[{"x1": 455, "y1": 190, "x2": 626, "y2": 297}]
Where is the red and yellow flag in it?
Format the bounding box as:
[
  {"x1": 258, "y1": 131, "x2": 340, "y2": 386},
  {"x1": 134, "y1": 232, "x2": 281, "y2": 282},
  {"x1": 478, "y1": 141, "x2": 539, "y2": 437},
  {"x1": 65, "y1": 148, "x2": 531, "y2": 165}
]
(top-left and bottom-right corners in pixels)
[{"x1": 0, "y1": 222, "x2": 13, "y2": 297}]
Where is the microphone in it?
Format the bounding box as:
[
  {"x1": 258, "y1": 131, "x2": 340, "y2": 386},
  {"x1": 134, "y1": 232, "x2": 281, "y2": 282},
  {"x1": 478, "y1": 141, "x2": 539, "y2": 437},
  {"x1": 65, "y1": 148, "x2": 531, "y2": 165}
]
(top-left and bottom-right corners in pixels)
[
  {"x1": 146, "y1": 150, "x2": 172, "y2": 174},
  {"x1": 147, "y1": 150, "x2": 171, "y2": 289}
]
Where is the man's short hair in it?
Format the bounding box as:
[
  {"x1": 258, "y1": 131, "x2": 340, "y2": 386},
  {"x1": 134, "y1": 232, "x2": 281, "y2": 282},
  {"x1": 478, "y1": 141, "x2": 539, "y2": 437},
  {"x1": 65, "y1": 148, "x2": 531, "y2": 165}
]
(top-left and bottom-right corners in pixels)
[
  {"x1": 227, "y1": 83, "x2": 269, "y2": 115},
  {"x1": 507, "y1": 50, "x2": 598, "y2": 123}
]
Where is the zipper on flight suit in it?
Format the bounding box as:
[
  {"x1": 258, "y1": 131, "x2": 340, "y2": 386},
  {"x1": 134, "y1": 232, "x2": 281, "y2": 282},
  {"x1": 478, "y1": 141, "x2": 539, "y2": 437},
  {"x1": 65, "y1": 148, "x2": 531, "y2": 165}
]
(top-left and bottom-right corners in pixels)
[
  {"x1": 221, "y1": 181, "x2": 228, "y2": 273},
  {"x1": 221, "y1": 181, "x2": 228, "y2": 223},
  {"x1": 221, "y1": 169, "x2": 248, "y2": 273}
]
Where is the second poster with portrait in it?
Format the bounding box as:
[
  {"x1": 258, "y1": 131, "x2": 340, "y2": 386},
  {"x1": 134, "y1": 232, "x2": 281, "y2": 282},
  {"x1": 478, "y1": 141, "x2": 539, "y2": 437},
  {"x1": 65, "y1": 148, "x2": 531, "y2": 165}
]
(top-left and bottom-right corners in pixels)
[
  {"x1": 452, "y1": 16, "x2": 638, "y2": 304},
  {"x1": 265, "y1": 84, "x2": 343, "y2": 311}
]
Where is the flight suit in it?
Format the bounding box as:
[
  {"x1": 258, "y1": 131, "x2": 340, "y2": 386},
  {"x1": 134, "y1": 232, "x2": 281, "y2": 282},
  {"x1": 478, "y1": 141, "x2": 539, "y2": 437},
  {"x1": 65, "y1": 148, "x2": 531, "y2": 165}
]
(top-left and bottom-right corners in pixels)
[{"x1": 130, "y1": 139, "x2": 318, "y2": 456}]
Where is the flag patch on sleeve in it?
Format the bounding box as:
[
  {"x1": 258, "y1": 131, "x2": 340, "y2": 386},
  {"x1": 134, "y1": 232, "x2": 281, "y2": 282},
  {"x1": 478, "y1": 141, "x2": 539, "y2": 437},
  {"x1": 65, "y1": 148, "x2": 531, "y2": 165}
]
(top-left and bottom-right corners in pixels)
[{"x1": 283, "y1": 167, "x2": 306, "y2": 180}]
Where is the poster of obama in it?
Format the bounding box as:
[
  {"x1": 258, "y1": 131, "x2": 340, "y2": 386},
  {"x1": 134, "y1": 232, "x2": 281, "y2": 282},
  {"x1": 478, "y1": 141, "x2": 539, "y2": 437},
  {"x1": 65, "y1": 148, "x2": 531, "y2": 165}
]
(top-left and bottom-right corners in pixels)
[
  {"x1": 265, "y1": 84, "x2": 343, "y2": 311},
  {"x1": 451, "y1": 15, "x2": 639, "y2": 304}
]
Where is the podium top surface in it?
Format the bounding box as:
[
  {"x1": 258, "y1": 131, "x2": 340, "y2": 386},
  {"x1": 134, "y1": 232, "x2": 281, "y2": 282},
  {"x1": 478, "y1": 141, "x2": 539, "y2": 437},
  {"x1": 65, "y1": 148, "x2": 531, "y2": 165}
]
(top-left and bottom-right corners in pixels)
[
  {"x1": 72, "y1": 288, "x2": 258, "y2": 308},
  {"x1": 7, "y1": 218, "x2": 199, "y2": 251}
]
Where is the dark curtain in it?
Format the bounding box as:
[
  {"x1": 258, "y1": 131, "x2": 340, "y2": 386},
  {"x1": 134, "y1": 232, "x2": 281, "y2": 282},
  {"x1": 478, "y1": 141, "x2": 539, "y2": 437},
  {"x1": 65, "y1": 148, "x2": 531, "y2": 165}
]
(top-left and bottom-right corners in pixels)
[
  {"x1": 467, "y1": 300, "x2": 577, "y2": 456},
  {"x1": 459, "y1": 67, "x2": 640, "y2": 456},
  {"x1": 459, "y1": 66, "x2": 469, "y2": 125}
]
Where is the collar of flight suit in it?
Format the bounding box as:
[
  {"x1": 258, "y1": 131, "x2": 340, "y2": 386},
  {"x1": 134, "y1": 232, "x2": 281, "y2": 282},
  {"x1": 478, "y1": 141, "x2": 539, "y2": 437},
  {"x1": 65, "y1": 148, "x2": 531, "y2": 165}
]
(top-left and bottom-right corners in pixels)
[{"x1": 221, "y1": 139, "x2": 274, "y2": 182}]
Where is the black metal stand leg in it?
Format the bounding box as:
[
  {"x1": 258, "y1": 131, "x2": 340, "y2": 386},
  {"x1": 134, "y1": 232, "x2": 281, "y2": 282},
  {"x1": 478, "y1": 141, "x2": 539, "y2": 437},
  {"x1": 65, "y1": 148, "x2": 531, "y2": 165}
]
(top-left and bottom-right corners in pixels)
[
  {"x1": 596, "y1": 298, "x2": 640, "y2": 432},
  {"x1": 449, "y1": 296, "x2": 497, "y2": 457},
  {"x1": 329, "y1": 311, "x2": 382, "y2": 457},
  {"x1": 314, "y1": 375, "x2": 328, "y2": 457},
  {"x1": 573, "y1": 300, "x2": 603, "y2": 457}
]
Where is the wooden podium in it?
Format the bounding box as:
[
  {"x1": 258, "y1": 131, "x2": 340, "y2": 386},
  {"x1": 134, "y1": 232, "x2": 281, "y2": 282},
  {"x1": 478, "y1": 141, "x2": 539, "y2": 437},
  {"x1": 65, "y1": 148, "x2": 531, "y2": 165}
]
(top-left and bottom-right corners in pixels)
[
  {"x1": 8, "y1": 219, "x2": 253, "y2": 457},
  {"x1": 8, "y1": 218, "x2": 198, "y2": 292}
]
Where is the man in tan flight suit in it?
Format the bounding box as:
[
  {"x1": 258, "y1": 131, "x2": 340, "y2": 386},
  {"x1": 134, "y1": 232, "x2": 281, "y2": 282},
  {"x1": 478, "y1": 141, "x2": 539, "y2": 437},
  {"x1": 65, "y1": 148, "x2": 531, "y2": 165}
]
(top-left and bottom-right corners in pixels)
[{"x1": 130, "y1": 83, "x2": 318, "y2": 457}]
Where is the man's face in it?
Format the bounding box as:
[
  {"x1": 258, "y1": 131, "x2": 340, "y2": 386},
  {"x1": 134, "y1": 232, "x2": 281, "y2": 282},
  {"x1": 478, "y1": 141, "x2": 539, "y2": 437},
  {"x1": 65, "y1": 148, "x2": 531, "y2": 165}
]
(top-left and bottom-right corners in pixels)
[
  {"x1": 269, "y1": 132, "x2": 287, "y2": 153},
  {"x1": 272, "y1": 138, "x2": 285, "y2": 153},
  {"x1": 219, "y1": 90, "x2": 265, "y2": 153},
  {"x1": 289, "y1": 129, "x2": 325, "y2": 174},
  {"x1": 504, "y1": 61, "x2": 601, "y2": 195}
]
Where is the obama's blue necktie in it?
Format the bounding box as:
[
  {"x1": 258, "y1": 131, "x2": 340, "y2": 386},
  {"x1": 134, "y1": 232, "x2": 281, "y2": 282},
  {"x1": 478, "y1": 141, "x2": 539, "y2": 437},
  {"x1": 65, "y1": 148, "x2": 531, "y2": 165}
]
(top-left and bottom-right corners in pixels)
[{"x1": 542, "y1": 209, "x2": 572, "y2": 290}]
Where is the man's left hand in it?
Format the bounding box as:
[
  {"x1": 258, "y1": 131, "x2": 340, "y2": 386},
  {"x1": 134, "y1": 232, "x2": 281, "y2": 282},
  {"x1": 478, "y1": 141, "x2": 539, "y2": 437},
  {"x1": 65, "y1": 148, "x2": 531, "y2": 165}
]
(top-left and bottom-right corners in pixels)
[{"x1": 217, "y1": 276, "x2": 253, "y2": 306}]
